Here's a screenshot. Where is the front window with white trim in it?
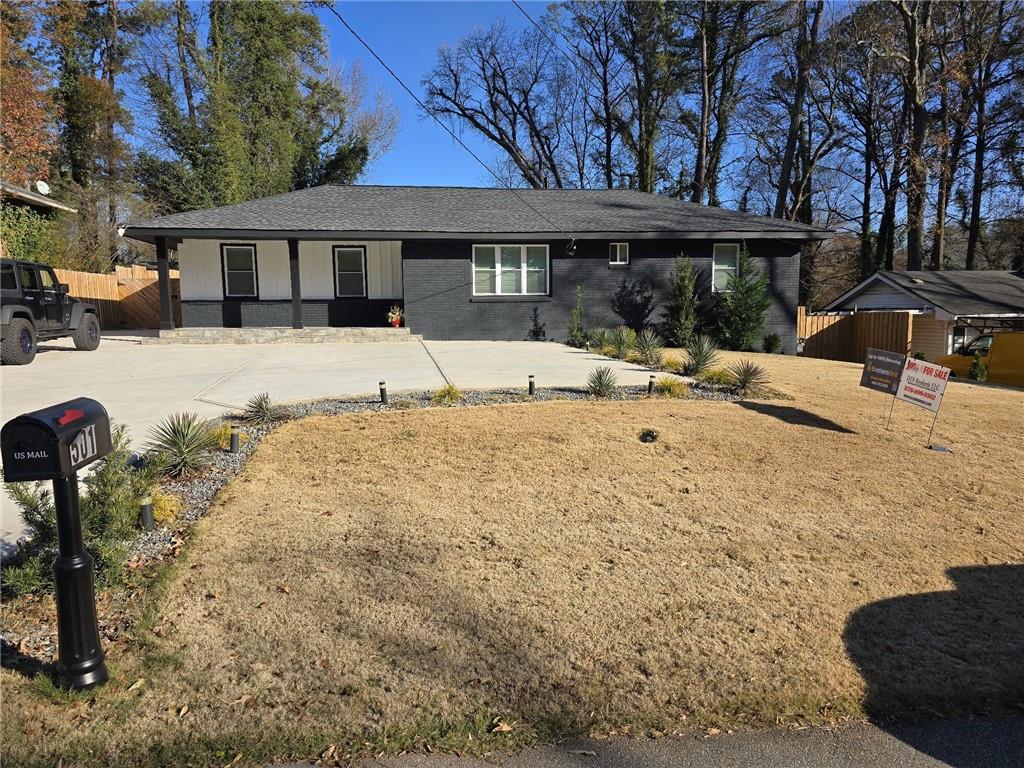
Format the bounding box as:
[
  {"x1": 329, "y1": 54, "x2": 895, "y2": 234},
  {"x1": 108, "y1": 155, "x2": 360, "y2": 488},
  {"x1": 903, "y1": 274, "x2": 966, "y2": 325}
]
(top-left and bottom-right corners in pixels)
[
  {"x1": 472, "y1": 244, "x2": 549, "y2": 296},
  {"x1": 334, "y1": 246, "x2": 366, "y2": 297},
  {"x1": 609, "y1": 242, "x2": 629, "y2": 265},
  {"x1": 712, "y1": 243, "x2": 740, "y2": 292},
  {"x1": 222, "y1": 244, "x2": 257, "y2": 297}
]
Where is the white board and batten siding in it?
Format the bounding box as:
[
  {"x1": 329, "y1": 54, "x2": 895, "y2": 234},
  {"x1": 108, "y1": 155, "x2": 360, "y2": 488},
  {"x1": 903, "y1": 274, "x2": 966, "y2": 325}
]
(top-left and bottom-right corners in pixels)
[{"x1": 177, "y1": 239, "x2": 403, "y2": 301}]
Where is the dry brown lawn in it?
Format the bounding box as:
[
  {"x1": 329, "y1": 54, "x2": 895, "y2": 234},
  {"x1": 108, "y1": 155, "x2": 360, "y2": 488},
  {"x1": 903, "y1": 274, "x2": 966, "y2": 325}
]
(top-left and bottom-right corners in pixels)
[{"x1": 4, "y1": 353, "x2": 1023, "y2": 767}]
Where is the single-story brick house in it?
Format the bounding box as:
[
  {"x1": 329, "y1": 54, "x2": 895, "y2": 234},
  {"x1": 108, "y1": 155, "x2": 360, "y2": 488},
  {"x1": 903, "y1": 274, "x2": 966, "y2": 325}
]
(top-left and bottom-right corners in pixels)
[{"x1": 123, "y1": 185, "x2": 831, "y2": 352}]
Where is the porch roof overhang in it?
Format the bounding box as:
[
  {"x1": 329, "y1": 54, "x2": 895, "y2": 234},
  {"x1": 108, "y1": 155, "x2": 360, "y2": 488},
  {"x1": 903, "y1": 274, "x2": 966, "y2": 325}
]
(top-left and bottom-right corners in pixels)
[{"x1": 122, "y1": 226, "x2": 834, "y2": 245}]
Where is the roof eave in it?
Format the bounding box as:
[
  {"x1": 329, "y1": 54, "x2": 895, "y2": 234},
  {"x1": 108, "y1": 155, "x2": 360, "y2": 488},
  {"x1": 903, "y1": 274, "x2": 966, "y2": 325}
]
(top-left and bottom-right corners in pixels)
[{"x1": 122, "y1": 226, "x2": 833, "y2": 245}]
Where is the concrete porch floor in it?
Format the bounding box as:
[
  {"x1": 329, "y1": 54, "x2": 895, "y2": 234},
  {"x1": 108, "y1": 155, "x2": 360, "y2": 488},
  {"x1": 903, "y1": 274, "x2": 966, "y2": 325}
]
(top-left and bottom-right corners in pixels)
[{"x1": 1, "y1": 334, "x2": 665, "y2": 544}]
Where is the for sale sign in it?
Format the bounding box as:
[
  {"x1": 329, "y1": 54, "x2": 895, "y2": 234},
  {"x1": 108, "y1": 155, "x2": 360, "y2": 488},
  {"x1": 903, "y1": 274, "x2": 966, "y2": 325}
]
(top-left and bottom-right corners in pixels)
[
  {"x1": 895, "y1": 358, "x2": 951, "y2": 413},
  {"x1": 860, "y1": 348, "x2": 906, "y2": 395}
]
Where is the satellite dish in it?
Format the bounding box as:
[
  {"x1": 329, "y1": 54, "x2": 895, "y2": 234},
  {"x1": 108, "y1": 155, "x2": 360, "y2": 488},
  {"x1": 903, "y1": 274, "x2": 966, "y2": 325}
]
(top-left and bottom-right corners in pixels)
[{"x1": 35, "y1": 180, "x2": 51, "y2": 195}]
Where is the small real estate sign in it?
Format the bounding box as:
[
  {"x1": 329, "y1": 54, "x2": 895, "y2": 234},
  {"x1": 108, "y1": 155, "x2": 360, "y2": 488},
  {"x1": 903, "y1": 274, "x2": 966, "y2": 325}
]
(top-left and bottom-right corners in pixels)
[
  {"x1": 860, "y1": 348, "x2": 906, "y2": 395},
  {"x1": 894, "y1": 358, "x2": 951, "y2": 413}
]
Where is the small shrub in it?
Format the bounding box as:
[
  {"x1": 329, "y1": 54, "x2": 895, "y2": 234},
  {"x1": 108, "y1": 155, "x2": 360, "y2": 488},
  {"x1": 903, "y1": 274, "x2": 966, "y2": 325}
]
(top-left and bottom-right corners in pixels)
[
  {"x1": 590, "y1": 327, "x2": 611, "y2": 352},
  {"x1": 638, "y1": 428, "x2": 659, "y2": 443},
  {"x1": 763, "y1": 333, "x2": 782, "y2": 354},
  {"x1": 151, "y1": 491, "x2": 181, "y2": 526},
  {"x1": 684, "y1": 334, "x2": 720, "y2": 376},
  {"x1": 211, "y1": 422, "x2": 250, "y2": 451},
  {"x1": 634, "y1": 328, "x2": 664, "y2": 368},
  {"x1": 728, "y1": 359, "x2": 770, "y2": 395},
  {"x1": 587, "y1": 366, "x2": 618, "y2": 397},
  {"x1": 653, "y1": 376, "x2": 689, "y2": 398},
  {"x1": 243, "y1": 392, "x2": 287, "y2": 424},
  {"x1": 391, "y1": 399, "x2": 416, "y2": 410},
  {"x1": 431, "y1": 383, "x2": 464, "y2": 406},
  {"x1": 568, "y1": 285, "x2": 587, "y2": 348},
  {"x1": 661, "y1": 256, "x2": 699, "y2": 347},
  {"x1": 696, "y1": 368, "x2": 733, "y2": 387},
  {"x1": 660, "y1": 353, "x2": 684, "y2": 373},
  {"x1": 147, "y1": 412, "x2": 220, "y2": 477},
  {"x1": 968, "y1": 351, "x2": 988, "y2": 381},
  {"x1": 913, "y1": 351, "x2": 928, "y2": 361},
  {"x1": 609, "y1": 325, "x2": 637, "y2": 359},
  {"x1": 2, "y1": 425, "x2": 157, "y2": 595}
]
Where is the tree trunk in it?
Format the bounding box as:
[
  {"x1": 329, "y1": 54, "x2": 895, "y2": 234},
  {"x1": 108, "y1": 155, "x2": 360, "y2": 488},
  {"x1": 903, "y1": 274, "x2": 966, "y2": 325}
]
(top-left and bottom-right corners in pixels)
[
  {"x1": 175, "y1": 0, "x2": 196, "y2": 125},
  {"x1": 690, "y1": 2, "x2": 709, "y2": 204},
  {"x1": 860, "y1": 106, "x2": 875, "y2": 279},
  {"x1": 966, "y1": 92, "x2": 986, "y2": 269},
  {"x1": 897, "y1": 0, "x2": 932, "y2": 271}
]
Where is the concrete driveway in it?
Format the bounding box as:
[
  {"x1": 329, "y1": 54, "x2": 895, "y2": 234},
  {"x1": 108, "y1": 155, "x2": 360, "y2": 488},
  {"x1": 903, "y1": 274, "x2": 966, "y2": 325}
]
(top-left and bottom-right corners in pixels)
[{"x1": 1, "y1": 333, "x2": 660, "y2": 542}]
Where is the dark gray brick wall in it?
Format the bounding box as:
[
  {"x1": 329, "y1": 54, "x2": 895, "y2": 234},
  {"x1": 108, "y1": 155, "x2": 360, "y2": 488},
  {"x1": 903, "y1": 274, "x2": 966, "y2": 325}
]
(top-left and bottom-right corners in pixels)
[
  {"x1": 403, "y1": 239, "x2": 800, "y2": 352},
  {"x1": 180, "y1": 299, "x2": 396, "y2": 330}
]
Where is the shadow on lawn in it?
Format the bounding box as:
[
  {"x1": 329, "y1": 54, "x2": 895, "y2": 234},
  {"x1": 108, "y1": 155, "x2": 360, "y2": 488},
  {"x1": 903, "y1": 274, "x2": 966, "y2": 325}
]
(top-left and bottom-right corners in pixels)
[
  {"x1": 736, "y1": 401, "x2": 856, "y2": 433},
  {"x1": 1, "y1": 637, "x2": 55, "y2": 680},
  {"x1": 844, "y1": 565, "x2": 1024, "y2": 768}
]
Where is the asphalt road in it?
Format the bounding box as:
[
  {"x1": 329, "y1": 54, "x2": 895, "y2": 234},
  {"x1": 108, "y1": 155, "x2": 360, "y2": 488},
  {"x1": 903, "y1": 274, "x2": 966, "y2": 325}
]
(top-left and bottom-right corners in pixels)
[{"x1": 274, "y1": 718, "x2": 1024, "y2": 768}]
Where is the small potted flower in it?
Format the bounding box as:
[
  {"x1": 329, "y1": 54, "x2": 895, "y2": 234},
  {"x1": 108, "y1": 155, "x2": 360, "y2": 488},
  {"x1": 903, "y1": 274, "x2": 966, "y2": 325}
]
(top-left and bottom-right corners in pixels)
[{"x1": 387, "y1": 305, "x2": 403, "y2": 328}]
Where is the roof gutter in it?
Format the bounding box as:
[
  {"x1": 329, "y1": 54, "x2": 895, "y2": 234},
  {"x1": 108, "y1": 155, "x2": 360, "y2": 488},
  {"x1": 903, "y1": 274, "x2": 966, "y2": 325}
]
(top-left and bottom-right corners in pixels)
[{"x1": 122, "y1": 226, "x2": 834, "y2": 244}]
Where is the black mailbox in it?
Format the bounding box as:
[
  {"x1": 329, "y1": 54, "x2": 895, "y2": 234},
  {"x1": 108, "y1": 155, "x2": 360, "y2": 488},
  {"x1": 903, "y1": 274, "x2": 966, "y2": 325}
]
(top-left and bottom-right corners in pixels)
[
  {"x1": 1, "y1": 397, "x2": 112, "y2": 690},
  {"x1": 1, "y1": 398, "x2": 112, "y2": 481}
]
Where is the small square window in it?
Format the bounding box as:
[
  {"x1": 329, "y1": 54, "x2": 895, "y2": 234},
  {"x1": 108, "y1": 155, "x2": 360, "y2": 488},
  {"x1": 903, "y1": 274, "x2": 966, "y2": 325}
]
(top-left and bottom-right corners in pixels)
[{"x1": 609, "y1": 243, "x2": 629, "y2": 265}]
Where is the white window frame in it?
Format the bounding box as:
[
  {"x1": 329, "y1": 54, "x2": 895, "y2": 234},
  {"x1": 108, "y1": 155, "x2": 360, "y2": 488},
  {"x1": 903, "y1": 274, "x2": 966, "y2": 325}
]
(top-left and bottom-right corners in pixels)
[
  {"x1": 712, "y1": 243, "x2": 740, "y2": 293},
  {"x1": 221, "y1": 244, "x2": 258, "y2": 298},
  {"x1": 333, "y1": 245, "x2": 367, "y2": 298},
  {"x1": 472, "y1": 244, "x2": 549, "y2": 296},
  {"x1": 609, "y1": 242, "x2": 629, "y2": 265}
]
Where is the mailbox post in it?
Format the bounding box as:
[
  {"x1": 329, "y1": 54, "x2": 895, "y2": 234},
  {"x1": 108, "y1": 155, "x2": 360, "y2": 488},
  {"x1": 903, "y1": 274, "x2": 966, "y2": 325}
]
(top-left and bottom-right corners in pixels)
[{"x1": 1, "y1": 398, "x2": 113, "y2": 689}]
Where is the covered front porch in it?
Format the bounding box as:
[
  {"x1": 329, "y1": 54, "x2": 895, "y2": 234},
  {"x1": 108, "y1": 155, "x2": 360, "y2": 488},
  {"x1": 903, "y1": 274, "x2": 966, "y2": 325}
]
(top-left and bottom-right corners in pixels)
[{"x1": 152, "y1": 235, "x2": 403, "y2": 332}]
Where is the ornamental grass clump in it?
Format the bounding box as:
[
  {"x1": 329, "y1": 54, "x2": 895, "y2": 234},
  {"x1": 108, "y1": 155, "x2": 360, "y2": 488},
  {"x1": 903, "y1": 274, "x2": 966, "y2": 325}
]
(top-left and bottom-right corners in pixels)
[
  {"x1": 147, "y1": 412, "x2": 220, "y2": 477},
  {"x1": 728, "y1": 359, "x2": 770, "y2": 396},
  {"x1": 684, "y1": 334, "x2": 720, "y2": 376},
  {"x1": 653, "y1": 376, "x2": 689, "y2": 399},
  {"x1": 634, "y1": 328, "x2": 664, "y2": 368},
  {"x1": 609, "y1": 325, "x2": 636, "y2": 360},
  {"x1": 243, "y1": 391, "x2": 288, "y2": 424},
  {"x1": 431, "y1": 383, "x2": 464, "y2": 406},
  {"x1": 696, "y1": 368, "x2": 733, "y2": 387},
  {"x1": 587, "y1": 366, "x2": 618, "y2": 397}
]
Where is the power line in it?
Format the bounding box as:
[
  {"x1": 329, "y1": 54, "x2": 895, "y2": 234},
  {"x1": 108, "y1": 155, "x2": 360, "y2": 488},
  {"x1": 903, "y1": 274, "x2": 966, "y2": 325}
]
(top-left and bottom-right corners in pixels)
[{"x1": 323, "y1": 3, "x2": 574, "y2": 242}]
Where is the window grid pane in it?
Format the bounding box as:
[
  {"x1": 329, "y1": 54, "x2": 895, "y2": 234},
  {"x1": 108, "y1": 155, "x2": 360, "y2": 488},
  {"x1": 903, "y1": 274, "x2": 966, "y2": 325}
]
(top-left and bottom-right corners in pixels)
[{"x1": 227, "y1": 272, "x2": 255, "y2": 296}]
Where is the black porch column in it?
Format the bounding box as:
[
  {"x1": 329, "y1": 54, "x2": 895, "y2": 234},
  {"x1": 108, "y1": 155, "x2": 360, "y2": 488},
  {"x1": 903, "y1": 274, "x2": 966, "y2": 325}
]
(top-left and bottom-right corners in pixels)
[
  {"x1": 288, "y1": 238, "x2": 303, "y2": 329},
  {"x1": 155, "y1": 236, "x2": 175, "y2": 331}
]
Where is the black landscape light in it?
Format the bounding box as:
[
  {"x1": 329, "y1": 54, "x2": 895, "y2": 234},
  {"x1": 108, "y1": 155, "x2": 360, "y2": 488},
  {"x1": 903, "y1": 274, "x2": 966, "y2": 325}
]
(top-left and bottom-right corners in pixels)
[
  {"x1": 1, "y1": 398, "x2": 112, "y2": 689},
  {"x1": 528, "y1": 374, "x2": 536, "y2": 396},
  {"x1": 379, "y1": 381, "x2": 388, "y2": 405},
  {"x1": 648, "y1": 374, "x2": 656, "y2": 396},
  {"x1": 229, "y1": 424, "x2": 240, "y2": 454}
]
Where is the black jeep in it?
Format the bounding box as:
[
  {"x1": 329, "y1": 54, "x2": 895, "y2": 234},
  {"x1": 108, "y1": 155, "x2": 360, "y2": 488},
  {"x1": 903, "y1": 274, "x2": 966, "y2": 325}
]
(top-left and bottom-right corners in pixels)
[{"x1": 1, "y1": 258, "x2": 101, "y2": 365}]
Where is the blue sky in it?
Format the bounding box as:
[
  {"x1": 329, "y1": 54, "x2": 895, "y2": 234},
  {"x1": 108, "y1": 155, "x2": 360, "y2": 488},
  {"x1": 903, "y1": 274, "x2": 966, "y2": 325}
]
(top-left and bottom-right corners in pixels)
[{"x1": 317, "y1": 1, "x2": 542, "y2": 186}]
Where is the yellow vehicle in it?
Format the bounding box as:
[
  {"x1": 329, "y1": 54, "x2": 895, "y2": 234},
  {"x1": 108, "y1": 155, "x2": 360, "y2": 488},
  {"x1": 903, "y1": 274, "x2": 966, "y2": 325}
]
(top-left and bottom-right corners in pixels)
[{"x1": 936, "y1": 331, "x2": 1024, "y2": 387}]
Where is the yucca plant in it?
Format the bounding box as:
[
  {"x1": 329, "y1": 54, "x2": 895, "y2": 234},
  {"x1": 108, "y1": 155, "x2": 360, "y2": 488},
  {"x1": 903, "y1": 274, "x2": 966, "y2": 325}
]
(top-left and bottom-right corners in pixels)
[
  {"x1": 727, "y1": 359, "x2": 770, "y2": 396},
  {"x1": 634, "y1": 328, "x2": 664, "y2": 368},
  {"x1": 684, "y1": 334, "x2": 720, "y2": 376},
  {"x1": 146, "y1": 412, "x2": 219, "y2": 477},
  {"x1": 431, "y1": 383, "x2": 464, "y2": 406},
  {"x1": 609, "y1": 325, "x2": 637, "y2": 359},
  {"x1": 587, "y1": 366, "x2": 618, "y2": 397},
  {"x1": 653, "y1": 376, "x2": 689, "y2": 398},
  {"x1": 243, "y1": 391, "x2": 287, "y2": 424}
]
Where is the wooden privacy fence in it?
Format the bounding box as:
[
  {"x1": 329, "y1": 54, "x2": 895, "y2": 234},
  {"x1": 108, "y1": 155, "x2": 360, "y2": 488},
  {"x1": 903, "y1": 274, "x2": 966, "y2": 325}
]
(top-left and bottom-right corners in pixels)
[
  {"x1": 54, "y1": 267, "x2": 181, "y2": 330},
  {"x1": 798, "y1": 306, "x2": 911, "y2": 363}
]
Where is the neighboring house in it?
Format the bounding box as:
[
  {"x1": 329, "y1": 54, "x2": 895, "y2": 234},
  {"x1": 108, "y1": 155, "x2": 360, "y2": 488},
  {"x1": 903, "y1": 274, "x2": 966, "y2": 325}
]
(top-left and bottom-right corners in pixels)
[
  {"x1": 122, "y1": 185, "x2": 831, "y2": 351},
  {"x1": 0, "y1": 180, "x2": 77, "y2": 260},
  {"x1": 823, "y1": 270, "x2": 1024, "y2": 360}
]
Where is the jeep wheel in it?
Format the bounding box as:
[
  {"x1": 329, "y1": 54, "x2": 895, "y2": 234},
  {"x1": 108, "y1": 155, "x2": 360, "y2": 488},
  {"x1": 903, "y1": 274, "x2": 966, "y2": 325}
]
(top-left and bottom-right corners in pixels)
[
  {"x1": 1, "y1": 318, "x2": 37, "y2": 365},
  {"x1": 73, "y1": 313, "x2": 101, "y2": 351}
]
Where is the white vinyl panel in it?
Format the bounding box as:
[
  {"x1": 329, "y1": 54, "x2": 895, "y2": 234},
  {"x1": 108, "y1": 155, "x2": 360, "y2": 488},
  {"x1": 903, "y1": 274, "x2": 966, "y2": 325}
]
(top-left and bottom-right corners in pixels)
[
  {"x1": 389, "y1": 241, "x2": 403, "y2": 298},
  {"x1": 256, "y1": 241, "x2": 290, "y2": 300},
  {"x1": 299, "y1": 241, "x2": 334, "y2": 299},
  {"x1": 177, "y1": 240, "x2": 223, "y2": 300}
]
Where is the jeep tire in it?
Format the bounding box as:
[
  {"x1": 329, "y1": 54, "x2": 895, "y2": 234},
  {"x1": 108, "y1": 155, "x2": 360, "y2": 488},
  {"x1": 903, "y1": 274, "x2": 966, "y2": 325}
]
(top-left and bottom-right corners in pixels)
[
  {"x1": 1, "y1": 318, "x2": 37, "y2": 365},
  {"x1": 72, "y1": 313, "x2": 101, "y2": 351}
]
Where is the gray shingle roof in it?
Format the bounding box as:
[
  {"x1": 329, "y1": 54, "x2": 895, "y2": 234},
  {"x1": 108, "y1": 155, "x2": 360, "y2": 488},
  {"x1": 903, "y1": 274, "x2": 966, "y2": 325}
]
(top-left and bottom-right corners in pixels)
[
  {"x1": 828, "y1": 270, "x2": 1024, "y2": 316},
  {"x1": 882, "y1": 270, "x2": 1024, "y2": 315},
  {"x1": 124, "y1": 185, "x2": 831, "y2": 241}
]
